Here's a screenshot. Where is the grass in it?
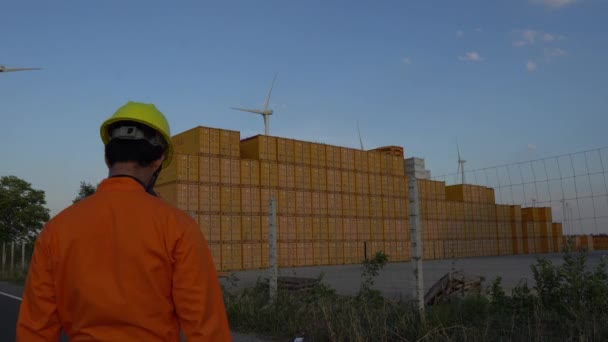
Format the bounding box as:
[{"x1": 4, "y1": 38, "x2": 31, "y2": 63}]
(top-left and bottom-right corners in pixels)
[
  {"x1": 0, "y1": 268, "x2": 28, "y2": 285},
  {"x1": 224, "y1": 246, "x2": 608, "y2": 341},
  {"x1": 5, "y1": 242, "x2": 608, "y2": 340}
]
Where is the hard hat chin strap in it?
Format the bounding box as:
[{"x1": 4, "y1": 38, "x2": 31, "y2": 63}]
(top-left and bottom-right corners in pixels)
[{"x1": 146, "y1": 165, "x2": 162, "y2": 196}]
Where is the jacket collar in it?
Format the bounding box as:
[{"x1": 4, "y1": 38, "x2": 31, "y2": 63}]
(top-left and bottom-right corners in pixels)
[{"x1": 97, "y1": 176, "x2": 148, "y2": 193}]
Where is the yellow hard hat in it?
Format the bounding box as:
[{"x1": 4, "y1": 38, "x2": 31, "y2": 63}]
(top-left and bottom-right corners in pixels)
[{"x1": 100, "y1": 101, "x2": 173, "y2": 168}]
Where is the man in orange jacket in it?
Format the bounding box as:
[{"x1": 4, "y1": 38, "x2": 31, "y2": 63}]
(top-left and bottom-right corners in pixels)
[{"x1": 16, "y1": 102, "x2": 231, "y2": 341}]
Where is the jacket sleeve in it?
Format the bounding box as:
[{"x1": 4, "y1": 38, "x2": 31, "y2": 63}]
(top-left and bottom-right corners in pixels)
[
  {"x1": 16, "y1": 226, "x2": 62, "y2": 342},
  {"x1": 171, "y1": 216, "x2": 231, "y2": 341}
]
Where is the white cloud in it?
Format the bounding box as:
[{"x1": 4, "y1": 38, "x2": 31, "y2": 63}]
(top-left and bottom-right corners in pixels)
[
  {"x1": 543, "y1": 33, "x2": 556, "y2": 41},
  {"x1": 403, "y1": 57, "x2": 412, "y2": 65},
  {"x1": 456, "y1": 29, "x2": 483, "y2": 38},
  {"x1": 458, "y1": 51, "x2": 484, "y2": 62},
  {"x1": 530, "y1": 0, "x2": 579, "y2": 9},
  {"x1": 527, "y1": 144, "x2": 537, "y2": 151},
  {"x1": 545, "y1": 48, "x2": 566, "y2": 57},
  {"x1": 526, "y1": 60, "x2": 538, "y2": 72},
  {"x1": 522, "y1": 29, "x2": 539, "y2": 44},
  {"x1": 513, "y1": 29, "x2": 562, "y2": 47}
]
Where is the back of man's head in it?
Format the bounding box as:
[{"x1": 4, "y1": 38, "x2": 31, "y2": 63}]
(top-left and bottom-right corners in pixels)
[{"x1": 104, "y1": 121, "x2": 166, "y2": 168}]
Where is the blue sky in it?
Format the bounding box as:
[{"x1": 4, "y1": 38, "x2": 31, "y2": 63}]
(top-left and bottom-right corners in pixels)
[{"x1": 1, "y1": 0, "x2": 607, "y2": 216}]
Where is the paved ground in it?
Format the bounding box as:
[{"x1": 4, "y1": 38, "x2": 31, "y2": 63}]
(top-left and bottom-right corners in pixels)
[{"x1": 221, "y1": 251, "x2": 608, "y2": 300}]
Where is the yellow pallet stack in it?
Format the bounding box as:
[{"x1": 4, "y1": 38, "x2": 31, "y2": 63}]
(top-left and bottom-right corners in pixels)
[
  {"x1": 155, "y1": 126, "x2": 245, "y2": 272},
  {"x1": 239, "y1": 135, "x2": 409, "y2": 268},
  {"x1": 445, "y1": 184, "x2": 497, "y2": 258},
  {"x1": 592, "y1": 235, "x2": 608, "y2": 250},
  {"x1": 521, "y1": 207, "x2": 559, "y2": 255},
  {"x1": 510, "y1": 205, "x2": 524, "y2": 255},
  {"x1": 154, "y1": 125, "x2": 568, "y2": 271},
  {"x1": 496, "y1": 205, "x2": 513, "y2": 256},
  {"x1": 569, "y1": 235, "x2": 594, "y2": 251},
  {"x1": 418, "y1": 180, "x2": 446, "y2": 260},
  {"x1": 552, "y1": 223, "x2": 564, "y2": 253}
]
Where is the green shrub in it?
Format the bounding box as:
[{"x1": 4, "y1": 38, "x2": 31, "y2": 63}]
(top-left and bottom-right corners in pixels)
[{"x1": 224, "y1": 248, "x2": 608, "y2": 341}]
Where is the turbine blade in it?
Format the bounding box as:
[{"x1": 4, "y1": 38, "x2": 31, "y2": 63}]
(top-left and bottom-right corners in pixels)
[
  {"x1": 263, "y1": 73, "x2": 278, "y2": 112},
  {"x1": 357, "y1": 121, "x2": 364, "y2": 150},
  {"x1": 0, "y1": 67, "x2": 41, "y2": 72},
  {"x1": 231, "y1": 107, "x2": 264, "y2": 115}
]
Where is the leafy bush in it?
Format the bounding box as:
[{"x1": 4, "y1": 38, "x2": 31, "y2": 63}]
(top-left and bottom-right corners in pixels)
[{"x1": 224, "y1": 247, "x2": 608, "y2": 341}]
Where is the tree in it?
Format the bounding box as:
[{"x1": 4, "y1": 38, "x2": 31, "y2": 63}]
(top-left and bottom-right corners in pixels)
[
  {"x1": 73, "y1": 181, "x2": 97, "y2": 204},
  {"x1": 0, "y1": 176, "x2": 50, "y2": 243}
]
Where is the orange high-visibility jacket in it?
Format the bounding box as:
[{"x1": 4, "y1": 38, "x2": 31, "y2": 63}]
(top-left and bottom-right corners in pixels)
[{"x1": 16, "y1": 177, "x2": 231, "y2": 341}]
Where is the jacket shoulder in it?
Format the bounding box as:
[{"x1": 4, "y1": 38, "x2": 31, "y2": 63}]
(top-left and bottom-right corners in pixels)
[{"x1": 146, "y1": 195, "x2": 198, "y2": 226}]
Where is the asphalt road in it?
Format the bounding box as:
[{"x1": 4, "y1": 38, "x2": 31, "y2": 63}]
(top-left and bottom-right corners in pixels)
[
  {"x1": 0, "y1": 282, "x2": 69, "y2": 342},
  {"x1": 0, "y1": 288, "x2": 24, "y2": 342}
]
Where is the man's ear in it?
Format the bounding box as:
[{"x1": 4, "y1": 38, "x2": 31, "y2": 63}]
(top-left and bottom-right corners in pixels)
[
  {"x1": 152, "y1": 154, "x2": 166, "y2": 170},
  {"x1": 105, "y1": 156, "x2": 111, "y2": 168}
]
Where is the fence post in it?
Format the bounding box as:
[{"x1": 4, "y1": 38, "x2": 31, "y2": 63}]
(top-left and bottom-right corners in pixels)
[
  {"x1": 408, "y1": 177, "x2": 425, "y2": 316},
  {"x1": 10, "y1": 242, "x2": 15, "y2": 273},
  {"x1": 268, "y1": 197, "x2": 278, "y2": 301},
  {"x1": 1, "y1": 243, "x2": 5, "y2": 273},
  {"x1": 21, "y1": 240, "x2": 26, "y2": 270}
]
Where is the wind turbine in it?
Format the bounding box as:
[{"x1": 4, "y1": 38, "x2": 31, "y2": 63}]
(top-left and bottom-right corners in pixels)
[
  {"x1": 0, "y1": 65, "x2": 41, "y2": 73},
  {"x1": 457, "y1": 144, "x2": 466, "y2": 184},
  {"x1": 232, "y1": 74, "x2": 277, "y2": 136}
]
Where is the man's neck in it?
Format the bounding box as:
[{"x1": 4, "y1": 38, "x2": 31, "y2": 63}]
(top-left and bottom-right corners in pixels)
[{"x1": 109, "y1": 163, "x2": 150, "y2": 185}]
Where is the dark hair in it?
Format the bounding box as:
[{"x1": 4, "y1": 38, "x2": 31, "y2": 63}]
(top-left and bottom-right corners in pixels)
[{"x1": 104, "y1": 121, "x2": 165, "y2": 168}]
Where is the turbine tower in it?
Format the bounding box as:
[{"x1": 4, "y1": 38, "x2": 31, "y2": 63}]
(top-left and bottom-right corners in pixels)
[
  {"x1": 232, "y1": 74, "x2": 277, "y2": 136},
  {"x1": 457, "y1": 144, "x2": 466, "y2": 184},
  {"x1": 357, "y1": 121, "x2": 365, "y2": 150},
  {"x1": 0, "y1": 65, "x2": 41, "y2": 73}
]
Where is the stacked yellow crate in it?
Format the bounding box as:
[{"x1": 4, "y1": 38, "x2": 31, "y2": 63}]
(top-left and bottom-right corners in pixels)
[
  {"x1": 570, "y1": 235, "x2": 594, "y2": 251},
  {"x1": 484, "y1": 203, "x2": 499, "y2": 256},
  {"x1": 239, "y1": 157, "x2": 263, "y2": 268},
  {"x1": 540, "y1": 208, "x2": 553, "y2": 253},
  {"x1": 592, "y1": 235, "x2": 608, "y2": 250},
  {"x1": 552, "y1": 223, "x2": 564, "y2": 253},
  {"x1": 520, "y1": 207, "x2": 553, "y2": 255},
  {"x1": 495, "y1": 205, "x2": 513, "y2": 256},
  {"x1": 583, "y1": 235, "x2": 594, "y2": 251},
  {"x1": 521, "y1": 208, "x2": 535, "y2": 254},
  {"x1": 159, "y1": 125, "x2": 574, "y2": 267},
  {"x1": 217, "y1": 156, "x2": 243, "y2": 271},
  {"x1": 270, "y1": 137, "x2": 299, "y2": 267},
  {"x1": 344, "y1": 147, "x2": 366, "y2": 264},
  {"x1": 155, "y1": 126, "x2": 243, "y2": 272},
  {"x1": 510, "y1": 205, "x2": 524, "y2": 255},
  {"x1": 443, "y1": 201, "x2": 466, "y2": 258},
  {"x1": 445, "y1": 184, "x2": 497, "y2": 258},
  {"x1": 417, "y1": 180, "x2": 447, "y2": 260},
  {"x1": 367, "y1": 148, "x2": 409, "y2": 263},
  {"x1": 157, "y1": 127, "x2": 410, "y2": 271}
]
